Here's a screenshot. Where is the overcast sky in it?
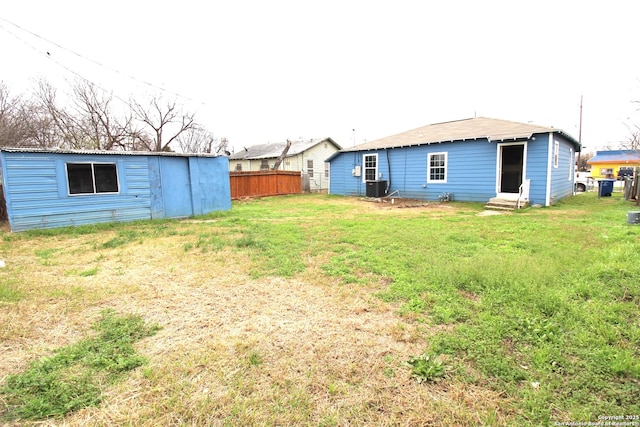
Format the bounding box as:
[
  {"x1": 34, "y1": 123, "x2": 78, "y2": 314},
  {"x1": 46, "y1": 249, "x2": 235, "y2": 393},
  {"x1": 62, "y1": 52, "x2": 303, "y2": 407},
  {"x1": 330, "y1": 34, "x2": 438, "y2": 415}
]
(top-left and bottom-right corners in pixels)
[{"x1": 2, "y1": 0, "x2": 639, "y2": 153}]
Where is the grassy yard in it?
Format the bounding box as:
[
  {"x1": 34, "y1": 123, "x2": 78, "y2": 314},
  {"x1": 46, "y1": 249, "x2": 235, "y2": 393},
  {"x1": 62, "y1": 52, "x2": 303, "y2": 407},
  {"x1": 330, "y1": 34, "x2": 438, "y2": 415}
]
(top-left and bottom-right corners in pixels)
[{"x1": 0, "y1": 192, "x2": 639, "y2": 426}]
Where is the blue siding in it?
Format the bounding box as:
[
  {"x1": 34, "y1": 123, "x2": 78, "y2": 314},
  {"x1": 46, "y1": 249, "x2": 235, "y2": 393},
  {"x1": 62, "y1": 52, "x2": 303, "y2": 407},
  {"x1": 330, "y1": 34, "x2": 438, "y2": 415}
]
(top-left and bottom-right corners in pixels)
[
  {"x1": 525, "y1": 133, "x2": 551, "y2": 206},
  {"x1": 329, "y1": 133, "x2": 576, "y2": 206},
  {"x1": 159, "y1": 157, "x2": 193, "y2": 218},
  {"x1": 1, "y1": 151, "x2": 231, "y2": 232},
  {"x1": 2, "y1": 152, "x2": 151, "y2": 231},
  {"x1": 191, "y1": 157, "x2": 232, "y2": 214},
  {"x1": 549, "y1": 136, "x2": 575, "y2": 204},
  {"x1": 330, "y1": 139, "x2": 498, "y2": 202}
]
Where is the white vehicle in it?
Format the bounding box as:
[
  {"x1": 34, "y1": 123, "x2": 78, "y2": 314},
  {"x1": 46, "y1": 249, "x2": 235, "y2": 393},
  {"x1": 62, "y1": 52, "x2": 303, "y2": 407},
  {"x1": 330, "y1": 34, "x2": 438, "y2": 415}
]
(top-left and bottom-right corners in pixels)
[{"x1": 574, "y1": 171, "x2": 594, "y2": 192}]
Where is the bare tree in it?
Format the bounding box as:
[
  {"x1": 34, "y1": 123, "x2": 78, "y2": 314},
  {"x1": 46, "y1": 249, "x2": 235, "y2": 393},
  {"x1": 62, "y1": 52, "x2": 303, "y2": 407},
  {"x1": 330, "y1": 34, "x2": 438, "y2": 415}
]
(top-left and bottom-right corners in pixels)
[
  {"x1": 70, "y1": 80, "x2": 135, "y2": 150},
  {"x1": 131, "y1": 95, "x2": 196, "y2": 152},
  {"x1": 622, "y1": 123, "x2": 640, "y2": 150},
  {"x1": 0, "y1": 81, "x2": 57, "y2": 148},
  {"x1": 33, "y1": 79, "x2": 87, "y2": 149},
  {"x1": 0, "y1": 81, "x2": 25, "y2": 146},
  {"x1": 176, "y1": 126, "x2": 230, "y2": 154}
]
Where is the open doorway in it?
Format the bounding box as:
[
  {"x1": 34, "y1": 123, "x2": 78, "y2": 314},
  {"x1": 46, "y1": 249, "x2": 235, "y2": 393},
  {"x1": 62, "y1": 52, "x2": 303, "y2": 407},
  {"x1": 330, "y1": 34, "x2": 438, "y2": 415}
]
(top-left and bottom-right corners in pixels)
[{"x1": 498, "y1": 144, "x2": 524, "y2": 196}]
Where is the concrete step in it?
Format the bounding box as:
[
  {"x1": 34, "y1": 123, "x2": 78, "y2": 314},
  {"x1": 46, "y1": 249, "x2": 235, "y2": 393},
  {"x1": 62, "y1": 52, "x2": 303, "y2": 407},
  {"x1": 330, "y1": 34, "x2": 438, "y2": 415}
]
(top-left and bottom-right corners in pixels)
[{"x1": 485, "y1": 198, "x2": 528, "y2": 211}]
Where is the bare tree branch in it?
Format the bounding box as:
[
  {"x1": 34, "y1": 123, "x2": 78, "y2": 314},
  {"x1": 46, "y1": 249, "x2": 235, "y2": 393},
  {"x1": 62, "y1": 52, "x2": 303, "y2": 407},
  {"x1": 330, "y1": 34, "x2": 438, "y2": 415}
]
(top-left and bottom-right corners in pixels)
[{"x1": 131, "y1": 95, "x2": 196, "y2": 152}]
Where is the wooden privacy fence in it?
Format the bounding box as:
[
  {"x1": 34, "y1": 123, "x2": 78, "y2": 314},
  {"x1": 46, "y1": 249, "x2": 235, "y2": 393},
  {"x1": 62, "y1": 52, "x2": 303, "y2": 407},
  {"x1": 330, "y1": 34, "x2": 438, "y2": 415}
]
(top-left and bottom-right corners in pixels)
[{"x1": 230, "y1": 170, "x2": 302, "y2": 199}]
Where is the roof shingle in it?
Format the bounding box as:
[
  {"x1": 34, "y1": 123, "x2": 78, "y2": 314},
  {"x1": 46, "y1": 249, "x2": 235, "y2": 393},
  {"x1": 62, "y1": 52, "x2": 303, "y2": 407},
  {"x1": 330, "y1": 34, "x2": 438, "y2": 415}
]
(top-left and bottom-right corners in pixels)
[{"x1": 341, "y1": 117, "x2": 579, "y2": 152}]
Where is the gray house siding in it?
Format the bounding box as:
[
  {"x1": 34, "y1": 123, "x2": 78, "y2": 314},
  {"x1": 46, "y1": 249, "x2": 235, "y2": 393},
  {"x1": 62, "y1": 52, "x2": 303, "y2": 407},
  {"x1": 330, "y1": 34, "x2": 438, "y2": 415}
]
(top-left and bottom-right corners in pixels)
[{"x1": 0, "y1": 150, "x2": 231, "y2": 232}]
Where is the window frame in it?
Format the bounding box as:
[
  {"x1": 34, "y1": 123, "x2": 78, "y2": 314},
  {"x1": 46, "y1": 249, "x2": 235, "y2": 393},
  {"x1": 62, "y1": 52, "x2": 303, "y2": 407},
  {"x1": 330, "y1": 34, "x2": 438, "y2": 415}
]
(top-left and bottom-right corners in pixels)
[
  {"x1": 307, "y1": 159, "x2": 314, "y2": 177},
  {"x1": 553, "y1": 141, "x2": 559, "y2": 168},
  {"x1": 568, "y1": 148, "x2": 573, "y2": 181},
  {"x1": 362, "y1": 153, "x2": 378, "y2": 182},
  {"x1": 427, "y1": 152, "x2": 448, "y2": 183},
  {"x1": 66, "y1": 162, "x2": 119, "y2": 196}
]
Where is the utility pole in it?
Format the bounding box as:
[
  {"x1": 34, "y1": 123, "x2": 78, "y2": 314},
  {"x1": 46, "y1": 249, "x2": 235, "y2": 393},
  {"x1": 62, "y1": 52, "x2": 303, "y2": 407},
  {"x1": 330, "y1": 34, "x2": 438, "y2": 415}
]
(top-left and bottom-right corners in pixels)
[{"x1": 577, "y1": 95, "x2": 583, "y2": 171}]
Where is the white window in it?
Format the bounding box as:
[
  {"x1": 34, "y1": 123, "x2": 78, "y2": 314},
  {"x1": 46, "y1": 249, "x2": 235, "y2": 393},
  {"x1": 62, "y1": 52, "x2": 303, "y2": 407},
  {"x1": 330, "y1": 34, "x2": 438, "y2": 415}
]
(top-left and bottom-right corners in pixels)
[
  {"x1": 260, "y1": 159, "x2": 269, "y2": 170},
  {"x1": 307, "y1": 159, "x2": 314, "y2": 177},
  {"x1": 324, "y1": 162, "x2": 329, "y2": 178},
  {"x1": 67, "y1": 163, "x2": 119, "y2": 195},
  {"x1": 568, "y1": 148, "x2": 573, "y2": 180},
  {"x1": 428, "y1": 152, "x2": 447, "y2": 183},
  {"x1": 553, "y1": 141, "x2": 559, "y2": 168},
  {"x1": 363, "y1": 154, "x2": 378, "y2": 182}
]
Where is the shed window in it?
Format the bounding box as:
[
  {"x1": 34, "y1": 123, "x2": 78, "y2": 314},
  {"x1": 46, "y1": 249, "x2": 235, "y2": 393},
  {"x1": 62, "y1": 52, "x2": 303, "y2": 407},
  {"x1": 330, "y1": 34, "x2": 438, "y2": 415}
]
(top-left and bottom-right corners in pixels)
[
  {"x1": 363, "y1": 154, "x2": 378, "y2": 181},
  {"x1": 428, "y1": 152, "x2": 447, "y2": 183},
  {"x1": 67, "y1": 163, "x2": 119, "y2": 195},
  {"x1": 553, "y1": 141, "x2": 559, "y2": 168}
]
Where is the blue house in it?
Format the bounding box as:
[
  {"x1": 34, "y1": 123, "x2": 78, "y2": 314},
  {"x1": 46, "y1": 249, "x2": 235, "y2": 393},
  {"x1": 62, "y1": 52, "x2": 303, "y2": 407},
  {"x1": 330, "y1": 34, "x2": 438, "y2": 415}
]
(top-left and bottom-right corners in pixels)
[
  {"x1": 327, "y1": 117, "x2": 581, "y2": 207},
  {"x1": 0, "y1": 148, "x2": 231, "y2": 232}
]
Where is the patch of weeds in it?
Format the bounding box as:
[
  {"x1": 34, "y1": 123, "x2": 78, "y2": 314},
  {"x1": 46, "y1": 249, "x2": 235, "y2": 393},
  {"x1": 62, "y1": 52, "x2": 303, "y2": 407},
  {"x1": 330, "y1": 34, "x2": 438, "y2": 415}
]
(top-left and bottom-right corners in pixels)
[
  {"x1": 0, "y1": 278, "x2": 24, "y2": 302},
  {"x1": 35, "y1": 248, "x2": 62, "y2": 266},
  {"x1": 234, "y1": 234, "x2": 264, "y2": 249},
  {"x1": 0, "y1": 309, "x2": 160, "y2": 421},
  {"x1": 66, "y1": 267, "x2": 99, "y2": 277},
  {"x1": 195, "y1": 235, "x2": 225, "y2": 252},
  {"x1": 407, "y1": 353, "x2": 447, "y2": 383},
  {"x1": 100, "y1": 230, "x2": 141, "y2": 249},
  {"x1": 248, "y1": 350, "x2": 263, "y2": 367},
  {"x1": 517, "y1": 317, "x2": 561, "y2": 344}
]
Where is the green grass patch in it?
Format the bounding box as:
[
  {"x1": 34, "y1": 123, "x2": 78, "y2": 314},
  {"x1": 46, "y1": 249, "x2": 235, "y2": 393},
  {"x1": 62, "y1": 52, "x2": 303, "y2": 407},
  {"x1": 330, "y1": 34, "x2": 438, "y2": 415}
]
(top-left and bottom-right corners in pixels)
[{"x1": 1, "y1": 309, "x2": 159, "y2": 421}]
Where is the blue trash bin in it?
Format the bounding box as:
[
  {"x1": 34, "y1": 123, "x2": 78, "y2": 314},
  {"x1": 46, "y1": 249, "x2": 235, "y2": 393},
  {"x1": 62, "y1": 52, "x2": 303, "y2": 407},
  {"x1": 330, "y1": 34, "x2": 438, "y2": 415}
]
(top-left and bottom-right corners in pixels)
[{"x1": 597, "y1": 179, "x2": 615, "y2": 197}]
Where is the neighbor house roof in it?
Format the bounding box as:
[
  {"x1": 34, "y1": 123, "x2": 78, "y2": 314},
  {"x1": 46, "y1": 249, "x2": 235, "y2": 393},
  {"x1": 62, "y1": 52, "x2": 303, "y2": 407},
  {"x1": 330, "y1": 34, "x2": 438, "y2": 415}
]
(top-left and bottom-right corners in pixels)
[
  {"x1": 338, "y1": 117, "x2": 579, "y2": 153},
  {"x1": 587, "y1": 149, "x2": 640, "y2": 164},
  {"x1": 229, "y1": 137, "x2": 340, "y2": 160}
]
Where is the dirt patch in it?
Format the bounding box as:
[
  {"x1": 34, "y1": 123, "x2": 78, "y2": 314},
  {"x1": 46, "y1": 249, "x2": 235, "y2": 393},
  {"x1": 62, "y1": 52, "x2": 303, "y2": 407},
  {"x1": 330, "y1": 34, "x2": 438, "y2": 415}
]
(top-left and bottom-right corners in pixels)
[{"x1": 363, "y1": 197, "x2": 455, "y2": 211}]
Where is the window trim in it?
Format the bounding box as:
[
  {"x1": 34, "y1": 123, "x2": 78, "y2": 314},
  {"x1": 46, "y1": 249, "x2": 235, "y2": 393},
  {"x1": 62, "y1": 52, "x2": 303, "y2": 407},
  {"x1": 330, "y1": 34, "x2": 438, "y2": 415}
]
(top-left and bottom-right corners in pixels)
[
  {"x1": 427, "y1": 152, "x2": 448, "y2": 183},
  {"x1": 553, "y1": 141, "x2": 559, "y2": 168},
  {"x1": 66, "y1": 162, "x2": 120, "y2": 196},
  {"x1": 362, "y1": 153, "x2": 378, "y2": 182},
  {"x1": 307, "y1": 159, "x2": 314, "y2": 177},
  {"x1": 568, "y1": 148, "x2": 573, "y2": 181}
]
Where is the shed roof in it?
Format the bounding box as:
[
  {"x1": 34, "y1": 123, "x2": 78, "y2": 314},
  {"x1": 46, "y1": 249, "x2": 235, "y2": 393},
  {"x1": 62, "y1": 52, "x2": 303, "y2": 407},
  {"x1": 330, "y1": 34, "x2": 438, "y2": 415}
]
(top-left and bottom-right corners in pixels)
[
  {"x1": 0, "y1": 147, "x2": 224, "y2": 158},
  {"x1": 339, "y1": 117, "x2": 579, "y2": 153},
  {"x1": 228, "y1": 137, "x2": 340, "y2": 160},
  {"x1": 587, "y1": 149, "x2": 640, "y2": 164}
]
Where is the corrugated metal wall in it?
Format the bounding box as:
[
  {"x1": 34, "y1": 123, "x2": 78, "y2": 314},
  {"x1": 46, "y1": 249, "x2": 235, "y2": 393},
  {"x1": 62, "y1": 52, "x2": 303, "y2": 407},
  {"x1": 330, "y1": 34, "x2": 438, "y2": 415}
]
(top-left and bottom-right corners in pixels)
[{"x1": 0, "y1": 151, "x2": 231, "y2": 232}]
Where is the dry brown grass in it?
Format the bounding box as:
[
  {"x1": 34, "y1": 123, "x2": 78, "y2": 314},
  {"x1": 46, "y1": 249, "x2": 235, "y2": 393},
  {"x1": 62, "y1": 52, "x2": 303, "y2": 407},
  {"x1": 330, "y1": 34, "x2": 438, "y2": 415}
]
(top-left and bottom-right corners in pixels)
[{"x1": 0, "y1": 197, "x2": 515, "y2": 426}]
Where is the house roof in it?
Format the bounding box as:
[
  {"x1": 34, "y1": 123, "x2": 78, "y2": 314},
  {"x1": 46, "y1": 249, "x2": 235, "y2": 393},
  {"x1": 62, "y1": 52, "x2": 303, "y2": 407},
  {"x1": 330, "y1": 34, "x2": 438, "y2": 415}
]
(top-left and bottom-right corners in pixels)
[
  {"x1": 228, "y1": 137, "x2": 341, "y2": 160},
  {"x1": 338, "y1": 117, "x2": 580, "y2": 153},
  {"x1": 587, "y1": 149, "x2": 640, "y2": 164}
]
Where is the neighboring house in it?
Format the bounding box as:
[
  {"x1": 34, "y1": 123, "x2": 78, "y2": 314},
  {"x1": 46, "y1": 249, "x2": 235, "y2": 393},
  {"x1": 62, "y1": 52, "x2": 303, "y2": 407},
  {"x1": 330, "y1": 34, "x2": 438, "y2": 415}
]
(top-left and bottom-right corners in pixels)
[
  {"x1": 228, "y1": 137, "x2": 342, "y2": 191},
  {"x1": 327, "y1": 117, "x2": 581, "y2": 207},
  {"x1": 0, "y1": 148, "x2": 231, "y2": 232},
  {"x1": 586, "y1": 149, "x2": 640, "y2": 179}
]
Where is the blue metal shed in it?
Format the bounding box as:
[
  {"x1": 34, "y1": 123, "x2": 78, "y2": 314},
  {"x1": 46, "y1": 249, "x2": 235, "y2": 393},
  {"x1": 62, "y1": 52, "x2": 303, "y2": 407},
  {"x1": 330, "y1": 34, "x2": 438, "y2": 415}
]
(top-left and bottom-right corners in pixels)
[
  {"x1": 327, "y1": 117, "x2": 580, "y2": 207},
  {"x1": 0, "y1": 148, "x2": 231, "y2": 232}
]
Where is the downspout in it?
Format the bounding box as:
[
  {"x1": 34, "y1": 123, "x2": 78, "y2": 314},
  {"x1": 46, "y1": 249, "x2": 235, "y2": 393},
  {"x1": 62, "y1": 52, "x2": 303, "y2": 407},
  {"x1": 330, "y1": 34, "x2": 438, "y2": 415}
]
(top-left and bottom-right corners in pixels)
[{"x1": 545, "y1": 132, "x2": 553, "y2": 206}]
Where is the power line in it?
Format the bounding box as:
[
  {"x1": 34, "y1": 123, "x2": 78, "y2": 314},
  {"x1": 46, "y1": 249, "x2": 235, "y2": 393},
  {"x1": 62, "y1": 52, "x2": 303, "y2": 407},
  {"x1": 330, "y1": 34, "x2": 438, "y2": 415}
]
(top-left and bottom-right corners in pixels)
[{"x1": 0, "y1": 16, "x2": 204, "y2": 106}]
